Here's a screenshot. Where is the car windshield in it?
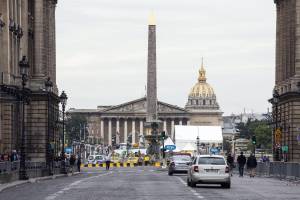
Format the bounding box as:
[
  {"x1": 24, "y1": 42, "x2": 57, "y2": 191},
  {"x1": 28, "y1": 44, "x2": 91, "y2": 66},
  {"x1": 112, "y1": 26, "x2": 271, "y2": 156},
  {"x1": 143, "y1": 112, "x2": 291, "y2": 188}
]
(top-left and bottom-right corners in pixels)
[
  {"x1": 173, "y1": 156, "x2": 191, "y2": 162},
  {"x1": 198, "y1": 157, "x2": 226, "y2": 165},
  {"x1": 95, "y1": 156, "x2": 103, "y2": 160}
]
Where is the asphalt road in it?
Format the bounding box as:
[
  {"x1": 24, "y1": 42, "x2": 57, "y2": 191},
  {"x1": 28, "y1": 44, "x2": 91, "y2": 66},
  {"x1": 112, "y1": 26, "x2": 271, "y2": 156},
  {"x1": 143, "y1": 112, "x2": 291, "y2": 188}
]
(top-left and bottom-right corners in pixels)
[{"x1": 1, "y1": 167, "x2": 299, "y2": 200}]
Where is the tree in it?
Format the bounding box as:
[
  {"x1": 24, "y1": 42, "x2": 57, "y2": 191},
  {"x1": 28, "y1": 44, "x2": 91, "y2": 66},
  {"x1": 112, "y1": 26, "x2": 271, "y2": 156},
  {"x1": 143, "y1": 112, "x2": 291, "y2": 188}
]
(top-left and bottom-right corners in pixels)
[
  {"x1": 254, "y1": 124, "x2": 272, "y2": 149},
  {"x1": 65, "y1": 114, "x2": 87, "y2": 146}
]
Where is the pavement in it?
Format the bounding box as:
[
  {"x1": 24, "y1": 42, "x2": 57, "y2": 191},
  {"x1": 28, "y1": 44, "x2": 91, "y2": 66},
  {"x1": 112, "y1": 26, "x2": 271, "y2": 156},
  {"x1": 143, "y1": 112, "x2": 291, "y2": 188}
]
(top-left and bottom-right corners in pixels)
[
  {"x1": 0, "y1": 172, "x2": 80, "y2": 193},
  {"x1": 0, "y1": 167, "x2": 299, "y2": 200}
]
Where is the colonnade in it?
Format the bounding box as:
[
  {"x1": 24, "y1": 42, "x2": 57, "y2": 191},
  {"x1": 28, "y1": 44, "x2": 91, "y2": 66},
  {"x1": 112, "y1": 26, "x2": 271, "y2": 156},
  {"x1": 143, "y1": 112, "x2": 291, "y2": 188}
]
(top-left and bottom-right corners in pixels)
[{"x1": 99, "y1": 117, "x2": 190, "y2": 146}]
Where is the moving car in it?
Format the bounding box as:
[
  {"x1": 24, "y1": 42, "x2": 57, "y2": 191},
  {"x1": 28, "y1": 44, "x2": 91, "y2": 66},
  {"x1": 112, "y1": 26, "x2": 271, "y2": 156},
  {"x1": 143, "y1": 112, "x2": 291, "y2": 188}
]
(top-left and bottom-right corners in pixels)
[
  {"x1": 187, "y1": 155, "x2": 231, "y2": 188},
  {"x1": 168, "y1": 154, "x2": 191, "y2": 176},
  {"x1": 93, "y1": 155, "x2": 105, "y2": 164}
]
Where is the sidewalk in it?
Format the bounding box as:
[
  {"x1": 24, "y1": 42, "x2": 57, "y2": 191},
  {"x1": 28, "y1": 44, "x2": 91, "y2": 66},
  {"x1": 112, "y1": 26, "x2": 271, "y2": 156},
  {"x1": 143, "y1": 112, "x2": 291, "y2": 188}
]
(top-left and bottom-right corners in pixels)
[{"x1": 0, "y1": 172, "x2": 80, "y2": 193}]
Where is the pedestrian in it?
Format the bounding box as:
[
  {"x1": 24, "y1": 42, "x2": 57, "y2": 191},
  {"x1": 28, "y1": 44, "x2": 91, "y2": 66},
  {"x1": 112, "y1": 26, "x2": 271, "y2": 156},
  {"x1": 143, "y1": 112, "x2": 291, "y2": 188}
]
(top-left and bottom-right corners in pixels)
[
  {"x1": 77, "y1": 155, "x2": 81, "y2": 172},
  {"x1": 69, "y1": 154, "x2": 76, "y2": 174},
  {"x1": 247, "y1": 153, "x2": 257, "y2": 178},
  {"x1": 105, "y1": 154, "x2": 111, "y2": 170},
  {"x1": 226, "y1": 153, "x2": 234, "y2": 176},
  {"x1": 237, "y1": 152, "x2": 246, "y2": 177}
]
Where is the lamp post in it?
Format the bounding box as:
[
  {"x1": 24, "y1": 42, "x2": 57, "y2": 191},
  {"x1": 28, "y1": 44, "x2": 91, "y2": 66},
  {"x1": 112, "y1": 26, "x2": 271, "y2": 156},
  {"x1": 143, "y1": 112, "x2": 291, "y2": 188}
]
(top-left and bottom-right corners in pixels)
[
  {"x1": 273, "y1": 89, "x2": 280, "y2": 161},
  {"x1": 196, "y1": 136, "x2": 200, "y2": 155},
  {"x1": 19, "y1": 56, "x2": 29, "y2": 180},
  {"x1": 45, "y1": 77, "x2": 53, "y2": 175},
  {"x1": 59, "y1": 91, "x2": 68, "y2": 174}
]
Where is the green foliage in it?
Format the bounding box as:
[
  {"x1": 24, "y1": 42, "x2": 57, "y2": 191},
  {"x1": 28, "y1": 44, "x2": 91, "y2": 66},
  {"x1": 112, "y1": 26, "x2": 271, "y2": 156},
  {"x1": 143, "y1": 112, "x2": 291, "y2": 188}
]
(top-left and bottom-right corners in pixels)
[
  {"x1": 65, "y1": 114, "x2": 87, "y2": 145},
  {"x1": 223, "y1": 138, "x2": 231, "y2": 153},
  {"x1": 236, "y1": 119, "x2": 272, "y2": 150}
]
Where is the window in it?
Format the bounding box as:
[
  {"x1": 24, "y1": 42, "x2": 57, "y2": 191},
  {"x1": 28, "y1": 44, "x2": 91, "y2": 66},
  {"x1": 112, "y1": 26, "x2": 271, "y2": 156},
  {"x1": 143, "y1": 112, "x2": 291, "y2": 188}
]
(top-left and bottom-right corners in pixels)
[{"x1": 198, "y1": 157, "x2": 226, "y2": 165}]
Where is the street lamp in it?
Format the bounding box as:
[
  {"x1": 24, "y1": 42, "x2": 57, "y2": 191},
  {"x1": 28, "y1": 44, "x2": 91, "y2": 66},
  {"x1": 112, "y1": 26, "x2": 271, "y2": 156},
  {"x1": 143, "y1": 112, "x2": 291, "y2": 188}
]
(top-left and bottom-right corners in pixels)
[
  {"x1": 19, "y1": 56, "x2": 29, "y2": 180},
  {"x1": 45, "y1": 77, "x2": 53, "y2": 175},
  {"x1": 273, "y1": 89, "x2": 280, "y2": 161},
  {"x1": 196, "y1": 136, "x2": 200, "y2": 155},
  {"x1": 59, "y1": 90, "x2": 68, "y2": 174}
]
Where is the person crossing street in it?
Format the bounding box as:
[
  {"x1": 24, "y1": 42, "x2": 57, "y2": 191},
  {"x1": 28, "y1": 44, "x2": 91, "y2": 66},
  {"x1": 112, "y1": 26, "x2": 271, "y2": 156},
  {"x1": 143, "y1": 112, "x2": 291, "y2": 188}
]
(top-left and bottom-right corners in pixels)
[{"x1": 105, "y1": 154, "x2": 111, "y2": 170}]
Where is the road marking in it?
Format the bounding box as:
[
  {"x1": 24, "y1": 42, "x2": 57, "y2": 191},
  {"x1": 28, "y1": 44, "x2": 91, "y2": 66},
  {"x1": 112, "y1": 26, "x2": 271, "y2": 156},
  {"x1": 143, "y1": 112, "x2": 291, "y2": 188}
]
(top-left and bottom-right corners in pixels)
[
  {"x1": 45, "y1": 172, "x2": 112, "y2": 200},
  {"x1": 175, "y1": 176, "x2": 205, "y2": 199}
]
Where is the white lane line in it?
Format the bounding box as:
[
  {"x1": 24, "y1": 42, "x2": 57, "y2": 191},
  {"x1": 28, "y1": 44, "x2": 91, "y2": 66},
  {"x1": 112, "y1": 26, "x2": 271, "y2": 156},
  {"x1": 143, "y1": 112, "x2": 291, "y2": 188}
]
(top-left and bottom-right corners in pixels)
[
  {"x1": 45, "y1": 172, "x2": 112, "y2": 200},
  {"x1": 175, "y1": 176, "x2": 205, "y2": 200}
]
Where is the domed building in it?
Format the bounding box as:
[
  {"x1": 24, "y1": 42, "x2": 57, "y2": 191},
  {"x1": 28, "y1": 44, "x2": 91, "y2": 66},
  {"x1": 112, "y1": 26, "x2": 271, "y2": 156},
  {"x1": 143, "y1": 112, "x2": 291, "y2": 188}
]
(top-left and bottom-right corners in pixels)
[{"x1": 185, "y1": 62, "x2": 223, "y2": 126}]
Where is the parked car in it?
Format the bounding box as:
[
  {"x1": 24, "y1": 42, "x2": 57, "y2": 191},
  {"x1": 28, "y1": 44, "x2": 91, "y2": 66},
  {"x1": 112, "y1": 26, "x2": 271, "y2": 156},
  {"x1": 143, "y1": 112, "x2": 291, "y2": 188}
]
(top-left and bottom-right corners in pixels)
[
  {"x1": 93, "y1": 155, "x2": 105, "y2": 164},
  {"x1": 187, "y1": 155, "x2": 231, "y2": 188},
  {"x1": 168, "y1": 154, "x2": 192, "y2": 176}
]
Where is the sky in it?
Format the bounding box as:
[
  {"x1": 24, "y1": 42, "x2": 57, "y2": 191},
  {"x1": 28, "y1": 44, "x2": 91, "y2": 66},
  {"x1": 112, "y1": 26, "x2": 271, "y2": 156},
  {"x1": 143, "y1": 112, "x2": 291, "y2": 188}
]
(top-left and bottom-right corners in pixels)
[{"x1": 56, "y1": 0, "x2": 276, "y2": 115}]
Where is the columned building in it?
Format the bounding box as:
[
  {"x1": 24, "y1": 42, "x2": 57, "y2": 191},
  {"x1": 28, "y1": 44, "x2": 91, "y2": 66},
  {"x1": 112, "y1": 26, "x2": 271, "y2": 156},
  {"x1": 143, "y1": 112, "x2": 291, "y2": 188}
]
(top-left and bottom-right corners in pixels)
[
  {"x1": 69, "y1": 64, "x2": 222, "y2": 146},
  {"x1": 0, "y1": 0, "x2": 60, "y2": 162},
  {"x1": 271, "y1": 0, "x2": 300, "y2": 162}
]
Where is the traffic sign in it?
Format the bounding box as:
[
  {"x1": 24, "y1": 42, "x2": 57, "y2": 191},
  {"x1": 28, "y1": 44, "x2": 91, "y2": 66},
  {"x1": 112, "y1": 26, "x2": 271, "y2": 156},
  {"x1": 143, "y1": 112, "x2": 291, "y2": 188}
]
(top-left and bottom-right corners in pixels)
[
  {"x1": 165, "y1": 145, "x2": 176, "y2": 151},
  {"x1": 210, "y1": 147, "x2": 220, "y2": 154}
]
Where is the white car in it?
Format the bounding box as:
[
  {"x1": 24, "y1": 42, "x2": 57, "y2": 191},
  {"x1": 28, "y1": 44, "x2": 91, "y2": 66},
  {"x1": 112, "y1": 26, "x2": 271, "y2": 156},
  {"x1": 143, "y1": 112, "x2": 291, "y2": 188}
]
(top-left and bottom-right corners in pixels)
[
  {"x1": 87, "y1": 155, "x2": 96, "y2": 164},
  {"x1": 187, "y1": 155, "x2": 231, "y2": 188}
]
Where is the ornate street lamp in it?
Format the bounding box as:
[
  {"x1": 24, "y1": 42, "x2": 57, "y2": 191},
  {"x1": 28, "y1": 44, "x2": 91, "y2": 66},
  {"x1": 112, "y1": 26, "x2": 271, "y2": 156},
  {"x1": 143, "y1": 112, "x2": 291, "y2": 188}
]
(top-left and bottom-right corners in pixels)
[
  {"x1": 273, "y1": 89, "x2": 280, "y2": 161},
  {"x1": 59, "y1": 90, "x2": 68, "y2": 174},
  {"x1": 45, "y1": 77, "x2": 53, "y2": 175},
  {"x1": 19, "y1": 56, "x2": 29, "y2": 180}
]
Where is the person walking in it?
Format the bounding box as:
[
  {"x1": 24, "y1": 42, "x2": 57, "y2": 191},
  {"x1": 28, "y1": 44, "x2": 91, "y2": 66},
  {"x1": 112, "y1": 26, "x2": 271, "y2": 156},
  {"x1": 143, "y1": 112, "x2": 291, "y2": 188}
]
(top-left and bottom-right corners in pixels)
[
  {"x1": 77, "y1": 155, "x2": 81, "y2": 172},
  {"x1": 237, "y1": 152, "x2": 246, "y2": 177},
  {"x1": 226, "y1": 153, "x2": 234, "y2": 176},
  {"x1": 105, "y1": 154, "x2": 111, "y2": 170},
  {"x1": 247, "y1": 153, "x2": 257, "y2": 178},
  {"x1": 69, "y1": 154, "x2": 76, "y2": 174}
]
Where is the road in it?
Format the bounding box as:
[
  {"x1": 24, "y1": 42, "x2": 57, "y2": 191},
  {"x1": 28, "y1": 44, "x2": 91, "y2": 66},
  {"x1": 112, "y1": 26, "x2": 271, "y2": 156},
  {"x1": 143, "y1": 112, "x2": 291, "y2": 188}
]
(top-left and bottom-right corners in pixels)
[{"x1": 1, "y1": 167, "x2": 299, "y2": 200}]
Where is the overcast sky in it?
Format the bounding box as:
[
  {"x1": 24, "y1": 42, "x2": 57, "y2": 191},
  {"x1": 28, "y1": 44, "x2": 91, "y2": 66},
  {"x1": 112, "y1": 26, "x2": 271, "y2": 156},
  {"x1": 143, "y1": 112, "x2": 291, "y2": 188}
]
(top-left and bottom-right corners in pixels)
[{"x1": 56, "y1": 0, "x2": 276, "y2": 115}]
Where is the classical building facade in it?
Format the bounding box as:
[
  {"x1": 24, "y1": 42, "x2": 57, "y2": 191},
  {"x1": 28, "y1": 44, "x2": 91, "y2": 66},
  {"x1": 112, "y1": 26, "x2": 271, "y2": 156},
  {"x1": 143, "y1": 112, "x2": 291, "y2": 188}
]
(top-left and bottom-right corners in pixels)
[
  {"x1": 271, "y1": 0, "x2": 300, "y2": 162},
  {"x1": 0, "y1": 0, "x2": 60, "y2": 162},
  {"x1": 69, "y1": 63, "x2": 223, "y2": 146}
]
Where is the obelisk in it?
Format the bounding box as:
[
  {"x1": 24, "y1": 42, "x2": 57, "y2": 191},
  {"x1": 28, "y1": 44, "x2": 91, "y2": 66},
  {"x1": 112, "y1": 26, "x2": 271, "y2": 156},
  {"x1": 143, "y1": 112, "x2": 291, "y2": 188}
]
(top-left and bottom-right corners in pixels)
[{"x1": 146, "y1": 13, "x2": 158, "y2": 122}]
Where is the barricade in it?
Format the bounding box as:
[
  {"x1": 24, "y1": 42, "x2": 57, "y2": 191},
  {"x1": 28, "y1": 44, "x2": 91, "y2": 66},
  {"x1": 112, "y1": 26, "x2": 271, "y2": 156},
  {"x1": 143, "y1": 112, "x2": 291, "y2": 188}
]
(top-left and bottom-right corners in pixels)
[{"x1": 81, "y1": 161, "x2": 162, "y2": 168}]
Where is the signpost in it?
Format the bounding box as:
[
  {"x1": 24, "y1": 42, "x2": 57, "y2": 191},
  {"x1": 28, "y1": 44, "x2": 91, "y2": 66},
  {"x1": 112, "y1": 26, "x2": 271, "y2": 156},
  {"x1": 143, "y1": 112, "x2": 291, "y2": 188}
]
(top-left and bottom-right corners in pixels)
[
  {"x1": 165, "y1": 145, "x2": 176, "y2": 151},
  {"x1": 210, "y1": 147, "x2": 220, "y2": 154}
]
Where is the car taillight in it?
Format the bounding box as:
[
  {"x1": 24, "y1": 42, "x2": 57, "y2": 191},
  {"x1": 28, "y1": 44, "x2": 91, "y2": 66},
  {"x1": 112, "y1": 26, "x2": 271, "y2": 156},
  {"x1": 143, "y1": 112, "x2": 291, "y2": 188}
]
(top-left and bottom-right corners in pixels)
[
  {"x1": 225, "y1": 166, "x2": 229, "y2": 173},
  {"x1": 193, "y1": 166, "x2": 199, "y2": 172}
]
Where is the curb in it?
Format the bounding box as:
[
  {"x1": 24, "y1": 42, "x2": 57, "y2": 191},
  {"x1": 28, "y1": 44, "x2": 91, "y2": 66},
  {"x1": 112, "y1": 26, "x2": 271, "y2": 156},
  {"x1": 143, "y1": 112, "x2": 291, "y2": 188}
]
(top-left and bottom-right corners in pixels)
[{"x1": 0, "y1": 172, "x2": 80, "y2": 193}]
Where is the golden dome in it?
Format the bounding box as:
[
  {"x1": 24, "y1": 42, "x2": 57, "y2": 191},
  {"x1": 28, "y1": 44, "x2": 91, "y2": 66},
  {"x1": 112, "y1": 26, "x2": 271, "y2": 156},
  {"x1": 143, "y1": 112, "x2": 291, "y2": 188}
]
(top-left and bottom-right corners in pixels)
[{"x1": 189, "y1": 60, "x2": 215, "y2": 98}]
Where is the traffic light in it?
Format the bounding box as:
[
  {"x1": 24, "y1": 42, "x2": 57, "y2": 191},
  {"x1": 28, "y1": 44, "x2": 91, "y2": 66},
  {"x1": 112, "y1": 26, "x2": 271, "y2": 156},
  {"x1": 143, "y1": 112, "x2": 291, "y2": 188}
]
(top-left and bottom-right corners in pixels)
[
  {"x1": 161, "y1": 131, "x2": 166, "y2": 139},
  {"x1": 252, "y1": 135, "x2": 256, "y2": 145}
]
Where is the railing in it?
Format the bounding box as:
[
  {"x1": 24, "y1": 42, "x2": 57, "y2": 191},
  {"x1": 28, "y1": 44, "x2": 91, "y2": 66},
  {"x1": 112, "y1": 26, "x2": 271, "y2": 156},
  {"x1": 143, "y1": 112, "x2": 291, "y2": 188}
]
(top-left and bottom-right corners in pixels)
[{"x1": 256, "y1": 162, "x2": 300, "y2": 180}]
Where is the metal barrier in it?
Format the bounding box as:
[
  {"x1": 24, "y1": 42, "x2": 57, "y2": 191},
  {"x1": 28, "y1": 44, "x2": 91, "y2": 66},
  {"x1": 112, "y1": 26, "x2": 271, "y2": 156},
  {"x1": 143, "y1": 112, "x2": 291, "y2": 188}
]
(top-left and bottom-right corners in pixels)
[{"x1": 256, "y1": 162, "x2": 300, "y2": 180}]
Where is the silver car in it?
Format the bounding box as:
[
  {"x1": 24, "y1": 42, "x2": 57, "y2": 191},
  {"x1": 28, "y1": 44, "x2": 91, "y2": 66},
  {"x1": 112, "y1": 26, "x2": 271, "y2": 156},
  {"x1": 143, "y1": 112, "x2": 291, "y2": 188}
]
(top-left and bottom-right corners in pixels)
[
  {"x1": 168, "y1": 155, "x2": 191, "y2": 176},
  {"x1": 187, "y1": 155, "x2": 231, "y2": 188}
]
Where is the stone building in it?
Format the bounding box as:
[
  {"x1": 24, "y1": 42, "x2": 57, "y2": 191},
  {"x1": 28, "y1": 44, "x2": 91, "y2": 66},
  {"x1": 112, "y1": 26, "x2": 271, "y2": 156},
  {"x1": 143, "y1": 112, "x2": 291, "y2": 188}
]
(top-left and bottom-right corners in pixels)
[
  {"x1": 0, "y1": 0, "x2": 60, "y2": 162},
  {"x1": 271, "y1": 0, "x2": 300, "y2": 162},
  {"x1": 68, "y1": 19, "x2": 223, "y2": 146}
]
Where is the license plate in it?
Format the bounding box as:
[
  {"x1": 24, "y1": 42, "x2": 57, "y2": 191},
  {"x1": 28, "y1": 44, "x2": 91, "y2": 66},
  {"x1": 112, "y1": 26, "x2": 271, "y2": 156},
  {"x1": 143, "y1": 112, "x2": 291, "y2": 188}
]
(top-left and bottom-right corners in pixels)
[{"x1": 205, "y1": 169, "x2": 219, "y2": 173}]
